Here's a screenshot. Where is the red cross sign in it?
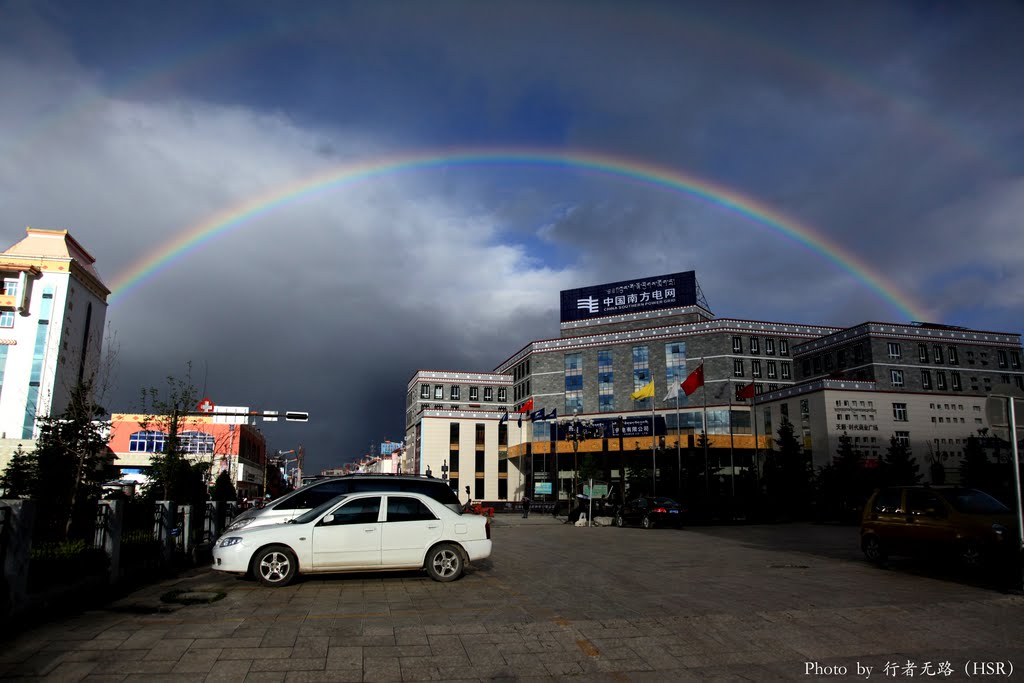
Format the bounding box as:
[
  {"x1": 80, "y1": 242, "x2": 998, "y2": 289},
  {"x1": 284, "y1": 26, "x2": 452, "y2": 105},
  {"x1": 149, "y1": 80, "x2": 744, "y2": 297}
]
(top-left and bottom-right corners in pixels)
[{"x1": 197, "y1": 397, "x2": 215, "y2": 413}]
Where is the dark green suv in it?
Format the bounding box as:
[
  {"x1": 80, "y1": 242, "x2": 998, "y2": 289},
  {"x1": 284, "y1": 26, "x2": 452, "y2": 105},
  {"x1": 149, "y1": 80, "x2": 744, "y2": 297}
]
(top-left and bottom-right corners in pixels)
[{"x1": 860, "y1": 486, "x2": 1018, "y2": 574}]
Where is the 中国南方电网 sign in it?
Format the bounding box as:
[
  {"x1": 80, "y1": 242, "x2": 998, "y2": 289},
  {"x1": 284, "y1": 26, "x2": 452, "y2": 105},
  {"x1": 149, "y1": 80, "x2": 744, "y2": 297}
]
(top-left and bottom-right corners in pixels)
[{"x1": 559, "y1": 271, "x2": 699, "y2": 323}]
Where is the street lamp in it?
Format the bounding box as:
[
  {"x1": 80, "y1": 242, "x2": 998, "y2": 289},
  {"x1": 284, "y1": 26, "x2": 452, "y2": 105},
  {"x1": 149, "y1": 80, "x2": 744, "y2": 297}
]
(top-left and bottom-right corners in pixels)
[{"x1": 441, "y1": 459, "x2": 449, "y2": 482}]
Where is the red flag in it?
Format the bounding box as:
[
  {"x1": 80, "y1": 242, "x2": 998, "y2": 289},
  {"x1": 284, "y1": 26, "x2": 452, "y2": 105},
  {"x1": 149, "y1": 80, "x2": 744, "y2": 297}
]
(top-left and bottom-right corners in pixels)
[
  {"x1": 736, "y1": 381, "x2": 755, "y2": 400},
  {"x1": 516, "y1": 398, "x2": 534, "y2": 414},
  {"x1": 680, "y1": 365, "x2": 705, "y2": 396}
]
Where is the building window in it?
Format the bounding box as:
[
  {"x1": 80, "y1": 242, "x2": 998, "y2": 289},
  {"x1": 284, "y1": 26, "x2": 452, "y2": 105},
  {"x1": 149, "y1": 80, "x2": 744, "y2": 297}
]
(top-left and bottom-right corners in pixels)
[
  {"x1": 951, "y1": 372, "x2": 962, "y2": 391},
  {"x1": 450, "y1": 386, "x2": 461, "y2": 401},
  {"x1": 598, "y1": 350, "x2": 614, "y2": 412},
  {"x1": 837, "y1": 349, "x2": 846, "y2": 368},
  {"x1": 2, "y1": 279, "x2": 16, "y2": 296},
  {"x1": 179, "y1": 431, "x2": 214, "y2": 454},
  {"x1": 450, "y1": 423, "x2": 459, "y2": 446},
  {"x1": 823, "y1": 354, "x2": 833, "y2": 372},
  {"x1": 893, "y1": 403, "x2": 908, "y2": 421},
  {"x1": 933, "y1": 345, "x2": 943, "y2": 364},
  {"x1": 129, "y1": 430, "x2": 167, "y2": 453},
  {"x1": 887, "y1": 342, "x2": 901, "y2": 359},
  {"x1": 632, "y1": 346, "x2": 651, "y2": 408},
  {"x1": 779, "y1": 339, "x2": 789, "y2": 356},
  {"x1": 947, "y1": 346, "x2": 959, "y2": 365},
  {"x1": 475, "y1": 423, "x2": 485, "y2": 447},
  {"x1": 936, "y1": 371, "x2": 947, "y2": 390},
  {"x1": 894, "y1": 431, "x2": 910, "y2": 448},
  {"x1": 765, "y1": 338, "x2": 775, "y2": 355},
  {"x1": 767, "y1": 360, "x2": 777, "y2": 379},
  {"x1": 750, "y1": 337, "x2": 760, "y2": 354},
  {"x1": 751, "y1": 359, "x2": 762, "y2": 378},
  {"x1": 434, "y1": 385, "x2": 444, "y2": 400},
  {"x1": 891, "y1": 369, "x2": 904, "y2": 387},
  {"x1": 733, "y1": 360, "x2": 744, "y2": 377},
  {"x1": 469, "y1": 387, "x2": 479, "y2": 401},
  {"x1": 732, "y1": 336, "x2": 742, "y2": 353},
  {"x1": 918, "y1": 344, "x2": 928, "y2": 362},
  {"x1": 780, "y1": 403, "x2": 789, "y2": 419},
  {"x1": 420, "y1": 384, "x2": 431, "y2": 399},
  {"x1": 853, "y1": 344, "x2": 864, "y2": 364},
  {"x1": 998, "y1": 350, "x2": 1008, "y2": 368},
  {"x1": 497, "y1": 387, "x2": 507, "y2": 402},
  {"x1": 1012, "y1": 351, "x2": 1021, "y2": 369},
  {"x1": 665, "y1": 342, "x2": 686, "y2": 401},
  {"x1": 781, "y1": 362, "x2": 791, "y2": 380},
  {"x1": 0, "y1": 311, "x2": 13, "y2": 328},
  {"x1": 921, "y1": 370, "x2": 932, "y2": 389},
  {"x1": 484, "y1": 387, "x2": 493, "y2": 401},
  {"x1": 812, "y1": 356, "x2": 822, "y2": 374},
  {"x1": 565, "y1": 352, "x2": 583, "y2": 414}
]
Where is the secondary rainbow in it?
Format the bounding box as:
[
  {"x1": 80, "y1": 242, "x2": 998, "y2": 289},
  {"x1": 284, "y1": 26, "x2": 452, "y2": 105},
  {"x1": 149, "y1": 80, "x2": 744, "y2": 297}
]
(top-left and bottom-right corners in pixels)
[{"x1": 107, "y1": 149, "x2": 926, "y2": 320}]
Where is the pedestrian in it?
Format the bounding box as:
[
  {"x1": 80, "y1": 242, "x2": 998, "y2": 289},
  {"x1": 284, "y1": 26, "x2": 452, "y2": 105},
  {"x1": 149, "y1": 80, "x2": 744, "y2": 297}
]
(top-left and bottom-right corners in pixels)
[{"x1": 521, "y1": 495, "x2": 531, "y2": 518}]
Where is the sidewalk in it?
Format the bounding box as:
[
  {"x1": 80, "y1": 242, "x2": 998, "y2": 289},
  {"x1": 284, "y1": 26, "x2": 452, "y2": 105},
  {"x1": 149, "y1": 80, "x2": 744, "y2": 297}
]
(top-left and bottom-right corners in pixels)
[{"x1": 489, "y1": 512, "x2": 613, "y2": 527}]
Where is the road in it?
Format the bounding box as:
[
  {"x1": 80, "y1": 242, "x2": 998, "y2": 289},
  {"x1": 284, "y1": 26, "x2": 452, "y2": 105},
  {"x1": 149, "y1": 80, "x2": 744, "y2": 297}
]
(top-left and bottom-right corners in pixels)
[{"x1": 1, "y1": 518, "x2": 1022, "y2": 681}]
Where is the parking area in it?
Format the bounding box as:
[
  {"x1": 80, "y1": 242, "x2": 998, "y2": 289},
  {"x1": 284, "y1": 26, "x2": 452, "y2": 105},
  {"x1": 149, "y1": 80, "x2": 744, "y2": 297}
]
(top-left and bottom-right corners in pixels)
[{"x1": 2, "y1": 518, "x2": 1022, "y2": 681}]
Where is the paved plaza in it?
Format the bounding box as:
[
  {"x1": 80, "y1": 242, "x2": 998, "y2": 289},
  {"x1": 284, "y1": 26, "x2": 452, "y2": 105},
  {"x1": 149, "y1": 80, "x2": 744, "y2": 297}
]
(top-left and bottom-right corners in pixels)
[{"x1": 1, "y1": 517, "x2": 1022, "y2": 682}]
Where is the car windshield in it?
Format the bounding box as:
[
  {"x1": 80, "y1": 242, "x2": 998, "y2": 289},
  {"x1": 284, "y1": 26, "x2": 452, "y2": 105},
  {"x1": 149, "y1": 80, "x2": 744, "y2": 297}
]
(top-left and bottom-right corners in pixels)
[
  {"x1": 650, "y1": 497, "x2": 678, "y2": 506},
  {"x1": 290, "y1": 494, "x2": 350, "y2": 525},
  {"x1": 936, "y1": 488, "x2": 1010, "y2": 514}
]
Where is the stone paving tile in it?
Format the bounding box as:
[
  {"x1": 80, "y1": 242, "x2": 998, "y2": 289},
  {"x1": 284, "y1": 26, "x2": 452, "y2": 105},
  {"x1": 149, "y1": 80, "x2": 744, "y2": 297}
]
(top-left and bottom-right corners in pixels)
[
  {"x1": 247, "y1": 658, "x2": 326, "y2": 673},
  {"x1": 203, "y1": 659, "x2": 252, "y2": 683},
  {"x1": 281, "y1": 671, "x2": 362, "y2": 683},
  {"x1": 362, "y1": 656, "x2": 402, "y2": 682},
  {"x1": 79, "y1": 675, "x2": 129, "y2": 682},
  {"x1": 239, "y1": 673, "x2": 285, "y2": 683}
]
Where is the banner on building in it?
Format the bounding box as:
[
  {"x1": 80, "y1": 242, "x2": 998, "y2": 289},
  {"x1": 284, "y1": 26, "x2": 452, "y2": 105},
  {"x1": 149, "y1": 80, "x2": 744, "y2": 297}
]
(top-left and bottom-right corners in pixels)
[{"x1": 559, "y1": 271, "x2": 700, "y2": 323}]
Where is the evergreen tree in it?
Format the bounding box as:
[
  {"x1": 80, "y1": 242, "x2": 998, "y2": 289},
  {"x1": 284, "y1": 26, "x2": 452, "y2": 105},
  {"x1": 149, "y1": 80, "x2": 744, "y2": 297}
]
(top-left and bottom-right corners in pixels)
[
  {"x1": 0, "y1": 445, "x2": 38, "y2": 498},
  {"x1": 832, "y1": 432, "x2": 871, "y2": 521},
  {"x1": 880, "y1": 436, "x2": 921, "y2": 486},
  {"x1": 960, "y1": 436, "x2": 989, "y2": 489},
  {"x1": 764, "y1": 418, "x2": 812, "y2": 518},
  {"x1": 212, "y1": 470, "x2": 237, "y2": 502},
  {"x1": 31, "y1": 379, "x2": 115, "y2": 538}
]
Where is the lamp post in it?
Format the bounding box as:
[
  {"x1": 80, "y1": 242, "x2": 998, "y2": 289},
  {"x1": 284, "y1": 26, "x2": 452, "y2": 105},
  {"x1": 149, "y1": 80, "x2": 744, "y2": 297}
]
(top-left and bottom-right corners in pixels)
[
  {"x1": 441, "y1": 459, "x2": 449, "y2": 482},
  {"x1": 617, "y1": 415, "x2": 626, "y2": 505}
]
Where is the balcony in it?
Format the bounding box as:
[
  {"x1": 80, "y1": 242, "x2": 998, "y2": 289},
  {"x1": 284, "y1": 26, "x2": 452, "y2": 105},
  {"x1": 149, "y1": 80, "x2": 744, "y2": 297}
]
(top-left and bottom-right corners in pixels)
[{"x1": 0, "y1": 295, "x2": 15, "y2": 309}]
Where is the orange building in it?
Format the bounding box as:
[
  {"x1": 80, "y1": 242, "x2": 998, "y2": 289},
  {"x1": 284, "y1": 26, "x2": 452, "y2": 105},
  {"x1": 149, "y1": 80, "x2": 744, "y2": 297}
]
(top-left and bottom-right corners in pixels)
[{"x1": 107, "y1": 409, "x2": 268, "y2": 499}]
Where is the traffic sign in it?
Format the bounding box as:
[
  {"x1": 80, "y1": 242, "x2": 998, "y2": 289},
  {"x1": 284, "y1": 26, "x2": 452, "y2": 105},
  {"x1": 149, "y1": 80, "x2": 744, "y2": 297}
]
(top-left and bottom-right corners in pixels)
[
  {"x1": 263, "y1": 411, "x2": 279, "y2": 422},
  {"x1": 285, "y1": 411, "x2": 309, "y2": 422},
  {"x1": 196, "y1": 397, "x2": 215, "y2": 413}
]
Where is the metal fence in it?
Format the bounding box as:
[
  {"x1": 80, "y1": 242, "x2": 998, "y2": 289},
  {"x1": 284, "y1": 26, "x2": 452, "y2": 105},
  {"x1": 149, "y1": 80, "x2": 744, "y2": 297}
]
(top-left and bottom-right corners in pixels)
[{"x1": 119, "y1": 500, "x2": 163, "y2": 574}]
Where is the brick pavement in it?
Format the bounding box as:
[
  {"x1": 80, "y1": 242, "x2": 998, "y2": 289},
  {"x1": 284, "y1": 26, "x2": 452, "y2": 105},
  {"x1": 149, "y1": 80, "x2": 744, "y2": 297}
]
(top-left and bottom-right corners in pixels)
[{"x1": 1, "y1": 517, "x2": 1022, "y2": 682}]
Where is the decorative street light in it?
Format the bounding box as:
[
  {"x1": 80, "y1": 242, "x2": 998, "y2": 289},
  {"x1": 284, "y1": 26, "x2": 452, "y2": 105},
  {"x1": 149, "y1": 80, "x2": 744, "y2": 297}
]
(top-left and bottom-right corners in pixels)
[{"x1": 441, "y1": 459, "x2": 449, "y2": 482}]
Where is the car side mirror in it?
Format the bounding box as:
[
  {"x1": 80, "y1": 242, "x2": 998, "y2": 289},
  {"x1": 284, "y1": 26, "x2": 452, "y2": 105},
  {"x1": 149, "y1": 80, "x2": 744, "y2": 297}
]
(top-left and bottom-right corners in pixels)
[{"x1": 321, "y1": 514, "x2": 335, "y2": 525}]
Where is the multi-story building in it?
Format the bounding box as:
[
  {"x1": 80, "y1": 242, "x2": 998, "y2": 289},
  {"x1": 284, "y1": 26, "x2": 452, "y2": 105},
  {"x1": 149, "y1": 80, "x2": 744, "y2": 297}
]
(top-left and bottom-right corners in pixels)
[
  {"x1": 758, "y1": 322, "x2": 1024, "y2": 473},
  {"x1": 405, "y1": 271, "x2": 1024, "y2": 504},
  {"x1": 107, "y1": 407, "x2": 268, "y2": 499},
  {"x1": 0, "y1": 228, "x2": 109, "y2": 470}
]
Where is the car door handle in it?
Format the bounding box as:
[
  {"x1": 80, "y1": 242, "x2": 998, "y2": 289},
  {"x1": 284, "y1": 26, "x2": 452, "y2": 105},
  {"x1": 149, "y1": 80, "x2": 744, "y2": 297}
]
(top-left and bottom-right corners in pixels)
[
  {"x1": 365, "y1": 528, "x2": 376, "y2": 533},
  {"x1": 427, "y1": 524, "x2": 439, "y2": 529}
]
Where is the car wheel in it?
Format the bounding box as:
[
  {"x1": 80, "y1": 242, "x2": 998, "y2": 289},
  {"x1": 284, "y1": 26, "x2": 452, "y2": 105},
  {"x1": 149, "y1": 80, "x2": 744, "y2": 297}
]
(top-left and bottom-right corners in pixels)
[
  {"x1": 253, "y1": 545, "x2": 297, "y2": 587},
  {"x1": 426, "y1": 543, "x2": 464, "y2": 582},
  {"x1": 615, "y1": 514, "x2": 625, "y2": 527},
  {"x1": 862, "y1": 535, "x2": 887, "y2": 565},
  {"x1": 958, "y1": 541, "x2": 984, "y2": 571},
  {"x1": 642, "y1": 514, "x2": 653, "y2": 529}
]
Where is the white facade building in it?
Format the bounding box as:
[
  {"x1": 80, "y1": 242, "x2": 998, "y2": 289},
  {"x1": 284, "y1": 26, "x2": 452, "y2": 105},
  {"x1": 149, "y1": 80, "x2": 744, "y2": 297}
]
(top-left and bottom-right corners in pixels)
[{"x1": 0, "y1": 228, "x2": 109, "y2": 469}]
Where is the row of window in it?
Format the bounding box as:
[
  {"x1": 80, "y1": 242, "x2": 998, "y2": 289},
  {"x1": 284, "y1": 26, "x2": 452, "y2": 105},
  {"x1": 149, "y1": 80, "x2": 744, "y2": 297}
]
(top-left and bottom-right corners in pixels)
[
  {"x1": 889, "y1": 343, "x2": 1022, "y2": 370},
  {"x1": 733, "y1": 359, "x2": 791, "y2": 379},
  {"x1": 731, "y1": 336, "x2": 789, "y2": 356},
  {"x1": 127, "y1": 430, "x2": 216, "y2": 453},
  {"x1": 419, "y1": 384, "x2": 507, "y2": 403}
]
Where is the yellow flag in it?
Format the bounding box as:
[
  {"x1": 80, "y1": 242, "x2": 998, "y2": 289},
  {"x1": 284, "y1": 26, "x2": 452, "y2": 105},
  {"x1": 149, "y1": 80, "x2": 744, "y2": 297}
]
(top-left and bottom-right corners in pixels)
[{"x1": 630, "y1": 381, "x2": 655, "y2": 400}]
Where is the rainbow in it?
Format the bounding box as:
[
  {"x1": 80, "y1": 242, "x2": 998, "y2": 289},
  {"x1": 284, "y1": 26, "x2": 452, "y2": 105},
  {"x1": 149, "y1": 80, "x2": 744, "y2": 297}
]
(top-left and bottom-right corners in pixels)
[{"x1": 107, "y1": 148, "x2": 926, "y2": 320}]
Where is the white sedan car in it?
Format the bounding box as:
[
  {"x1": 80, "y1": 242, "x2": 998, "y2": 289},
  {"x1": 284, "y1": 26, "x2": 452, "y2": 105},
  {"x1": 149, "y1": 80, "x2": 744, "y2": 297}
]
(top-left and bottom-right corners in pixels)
[{"x1": 213, "y1": 491, "x2": 492, "y2": 586}]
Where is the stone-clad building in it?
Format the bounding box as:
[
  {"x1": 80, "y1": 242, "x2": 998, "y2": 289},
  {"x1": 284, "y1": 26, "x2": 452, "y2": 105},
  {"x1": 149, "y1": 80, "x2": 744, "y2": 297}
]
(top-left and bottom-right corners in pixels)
[{"x1": 403, "y1": 271, "x2": 1023, "y2": 505}]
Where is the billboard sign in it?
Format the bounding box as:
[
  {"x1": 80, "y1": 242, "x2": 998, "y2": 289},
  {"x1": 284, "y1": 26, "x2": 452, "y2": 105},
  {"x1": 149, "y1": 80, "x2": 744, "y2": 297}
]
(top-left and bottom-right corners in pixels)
[{"x1": 559, "y1": 271, "x2": 698, "y2": 323}]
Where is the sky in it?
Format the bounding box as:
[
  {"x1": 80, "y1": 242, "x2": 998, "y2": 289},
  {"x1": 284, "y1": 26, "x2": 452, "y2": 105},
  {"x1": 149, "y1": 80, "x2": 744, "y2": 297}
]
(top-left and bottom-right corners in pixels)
[{"x1": 1, "y1": 1, "x2": 1023, "y2": 475}]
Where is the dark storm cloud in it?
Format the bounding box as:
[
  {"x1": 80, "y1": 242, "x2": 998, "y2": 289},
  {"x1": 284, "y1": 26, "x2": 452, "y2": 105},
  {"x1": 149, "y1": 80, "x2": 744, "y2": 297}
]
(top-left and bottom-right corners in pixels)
[{"x1": 2, "y1": 1, "x2": 1022, "y2": 472}]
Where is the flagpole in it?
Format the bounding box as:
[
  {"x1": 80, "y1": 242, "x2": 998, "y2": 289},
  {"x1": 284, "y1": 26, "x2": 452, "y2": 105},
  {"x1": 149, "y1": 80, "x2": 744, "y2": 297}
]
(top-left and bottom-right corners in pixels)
[
  {"x1": 702, "y1": 358, "x2": 709, "y2": 494},
  {"x1": 651, "y1": 398, "x2": 656, "y2": 496},
  {"x1": 676, "y1": 392, "x2": 681, "y2": 497},
  {"x1": 728, "y1": 381, "x2": 735, "y2": 498}
]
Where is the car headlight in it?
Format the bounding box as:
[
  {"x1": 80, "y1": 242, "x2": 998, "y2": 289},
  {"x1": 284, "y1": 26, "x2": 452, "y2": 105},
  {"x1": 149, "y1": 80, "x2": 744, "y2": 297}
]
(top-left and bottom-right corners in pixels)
[
  {"x1": 992, "y1": 523, "x2": 1007, "y2": 538},
  {"x1": 218, "y1": 536, "x2": 244, "y2": 548},
  {"x1": 224, "y1": 517, "x2": 255, "y2": 532}
]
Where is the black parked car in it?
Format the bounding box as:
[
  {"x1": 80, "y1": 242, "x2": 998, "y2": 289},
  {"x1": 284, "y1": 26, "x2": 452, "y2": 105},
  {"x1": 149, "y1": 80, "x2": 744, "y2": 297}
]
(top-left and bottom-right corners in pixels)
[{"x1": 614, "y1": 496, "x2": 685, "y2": 529}]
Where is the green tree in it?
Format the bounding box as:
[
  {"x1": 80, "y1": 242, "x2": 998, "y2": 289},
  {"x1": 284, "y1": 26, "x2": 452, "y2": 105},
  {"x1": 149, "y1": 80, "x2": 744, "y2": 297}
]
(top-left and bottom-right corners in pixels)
[
  {"x1": 0, "y1": 445, "x2": 38, "y2": 498},
  {"x1": 212, "y1": 470, "x2": 237, "y2": 502},
  {"x1": 764, "y1": 418, "x2": 813, "y2": 519},
  {"x1": 880, "y1": 436, "x2": 921, "y2": 486},
  {"x1": 960, "y1": 436, "x2": 989, "y2": 490},
  {"x1": 138, "y1": 366, "x2": 211, "y2": 506},
  {"x1": 32, "y1": 379, "x2": 115, "y2": 537}
]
